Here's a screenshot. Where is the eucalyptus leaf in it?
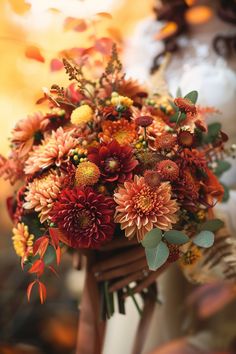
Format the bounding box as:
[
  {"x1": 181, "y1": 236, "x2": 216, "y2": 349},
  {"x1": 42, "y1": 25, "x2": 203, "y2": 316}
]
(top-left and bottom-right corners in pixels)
[
  {"x1": 164, "y1": 230, "x2": 189, "y2": 245},
  {"x1": 142, "y1": 228, "x2": 162, "y2": 248},
  {"x1": 199, "y1": 219, "x2": 224, "y2": 232},
  {"x1": 203, "y1": 122, "x2": 222, "y2": 144},
  {"x1": 214, "y1": 160, "x2": 231, "y2": 177},
  {"x1": 170, "y1": 111, "x2": 179, "y2": 123},
  {"x1": 145, "y1": 241, "x2": 169, "y2": 271},
  {"x1": 184, "y1": 90, "x2": 198, "y2": 104},
  {"x1": 193, "y1": 231, "x2": 215, "y2": 248},
  {"x1": 222, "y1": 183, "x2": 230, "y2": 202}
]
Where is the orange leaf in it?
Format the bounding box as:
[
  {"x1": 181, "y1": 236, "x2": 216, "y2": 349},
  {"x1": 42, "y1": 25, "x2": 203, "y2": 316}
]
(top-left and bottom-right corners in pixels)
[
  {"x1": 96, "y1": 12, "x2": 113, "y2": 20},
  {"x1": 8, "y1": 0, "x2": 31, "y2": 15},
  {"x1": 38, "y1": 281, "x2": 47, "y2": 304},
  {"x1": 154, "y1": 22, "x2": 178, "y2": 41},
  {"x1": 27, "y1": 280, "x2": 37, "y2": 302},
  {"x1": 56, "y1": 247, "x2": 61, "y2": 266},
  {"x1": 33, "y1": 236, "x2": 49, "y2": 258},
  {"x1": 185, "y1": 6, "x2": 213, "y2": 25},
  {"x1": 184, "y1": 0, "x2": 197, "y2": 5},
  {"x1": 28, "y1": 259, "x2": 45, "y2": 277},
  {"x1": 50, "y1": 58, "x2": 64, "y2": 72},
  {"x1": 64, "y1": 17, "x2": 87, "y2": 32},
  {"x1": 49, "y1": 228, "x2": 60, "y2": 249},
  {"x1": 25, "y1": 45, "x2": 45, "y2": 63},
  {"x1": 48, "y1": 265, "x2": 59, "y2": 278},
  {"x1": 95, "y1": 37, "x2": 114, "y2": 55}
]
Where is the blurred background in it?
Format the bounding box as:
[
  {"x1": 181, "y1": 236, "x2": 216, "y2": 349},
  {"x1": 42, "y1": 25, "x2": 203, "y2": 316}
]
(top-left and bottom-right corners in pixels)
[{"x1": 1, "y1": 1, "x2": 236, "y2": 353}]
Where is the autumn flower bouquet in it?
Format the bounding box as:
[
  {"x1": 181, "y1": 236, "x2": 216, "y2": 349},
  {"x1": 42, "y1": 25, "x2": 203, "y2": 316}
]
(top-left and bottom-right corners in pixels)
[{"x1": 0, "y1": 45, "x2": 233, "y2": 353}]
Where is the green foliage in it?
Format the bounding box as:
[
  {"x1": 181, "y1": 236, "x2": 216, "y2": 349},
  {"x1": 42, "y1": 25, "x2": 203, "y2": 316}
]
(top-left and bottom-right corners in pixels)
[
  {"x1": 203, "y1": 122, "x2": 221, "y2": 144},
  {"x1": 214, "y1": 160, "x2": 231, "y2": 177},
  {"x1": 141, "y1": 228, "x2": 162, "y2": 248},
  {"x1": 164, "y1": 230, "x2": 189, "y2": 245},
  {"x1": 198, "y1": 219, "x2": 224, "y2": 233},
  {"x1": 222, "y1": 183, "x2": 230, "y2": 202},
  {"x1": 184, "y1": 90, "x2": 198, "y2": 104},
  {"x1": 145, "y1": 241, "x2": 169, "y2": 271},
  {"x1": 192, "y1": 230, "x2": 215, "y2": 248}
]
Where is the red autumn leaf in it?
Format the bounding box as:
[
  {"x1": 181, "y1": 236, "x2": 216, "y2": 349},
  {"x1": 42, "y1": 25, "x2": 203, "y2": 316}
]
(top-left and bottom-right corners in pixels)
[
  {"x1": 95, "y1": 12, "x2": 113, "y2": 20},
  {"x1": 188, "y1": 282, "x2": 236, "y2": 319},
  {"x1": 48, "y1": 265, "x2": 59, "y2": 278},
  {"x1": 9, "y1": 0, "x2": 31, "y2": 15},
  {"x1": 95, "y1": 37, "x2": 114, "y2": 55},
  {"x1": 50, "y1": 58, "x2": 64, "y2": 72},
  {"x1": 56, "y1": 247, "x2": 61, "y2": 266},
  {"x1": 28, "y1": 259, "x2": 45, "y2": 277},
  {"x1": 33, "y1": 236, "x2": 49, "y2": 258},
  {"x1": 38, "y1": 281, "x2": 47, "y2": 304},
  {"x1": 49, "y1": 228, "x2": 60, "y2": 249},
  {"x1": 27, "y1": 280, "x2": 37, "y2": 302},
  {"x1": 25, "y1": 45, "x2": 45, "y2": 63},
  {"x1": 64, "y1": 17, "x2": 87, "y2": 32}
]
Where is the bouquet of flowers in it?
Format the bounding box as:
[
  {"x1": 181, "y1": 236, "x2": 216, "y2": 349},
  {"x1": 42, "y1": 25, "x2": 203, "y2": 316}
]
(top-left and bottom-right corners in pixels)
[{"x1": 0, "y1": 45, "x2": 233, "y2": 353}]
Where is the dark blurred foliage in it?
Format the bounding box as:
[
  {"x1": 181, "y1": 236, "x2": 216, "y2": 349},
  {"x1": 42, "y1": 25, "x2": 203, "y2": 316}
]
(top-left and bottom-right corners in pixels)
[{"x1": 0, "y1": 255, "x2": 78, "y2": 354}]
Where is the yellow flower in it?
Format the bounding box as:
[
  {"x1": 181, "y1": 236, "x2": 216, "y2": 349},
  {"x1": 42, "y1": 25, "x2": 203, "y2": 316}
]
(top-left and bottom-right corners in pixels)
[
  {"x1": 12, "y1": 223, "x2": 34, "y2": 260},
  {"x1": 75, "y1": 161, "x2": 100, "y2": 187},
  {"x1": 111, "y1": 93, "x2": 133, "y2": 107},
  {"x1": 71, "y1": 105, "x2": 93, "y2": 126},
  {"x1": 179, "y1": 245, "x2": 202, "y2": 269}
]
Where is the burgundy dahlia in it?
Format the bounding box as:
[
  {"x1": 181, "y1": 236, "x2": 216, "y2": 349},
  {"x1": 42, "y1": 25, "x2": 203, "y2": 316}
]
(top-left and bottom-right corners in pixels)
[
  {"x1": 88, "y1": 140, "x2": 138, "y2": 183},
  {"x1": 50, "y1": 187, "x2": 115, "y2": 249}
]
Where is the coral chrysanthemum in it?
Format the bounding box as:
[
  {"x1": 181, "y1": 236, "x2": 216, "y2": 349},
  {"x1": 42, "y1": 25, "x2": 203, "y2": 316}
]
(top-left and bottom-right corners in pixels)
[
  {"x1": 174, "y1": 97, "x2": 197, "y2": 115},
  {"x1": 51, "y1": 187, "x2": 115, "y2": 248},
  {"x1": 12, "y1": 112, "x2": 48, "y2": 158},
  {"x1": 179, "y1": 148, "x2": 207, "y2": 172},
  {"x1": 88, "y1": 140, "x2": 138, "y2": 183},
  {"x1": 99, "y1": 118, "x2": 137, "y2": 145},
  {"x1": 12, "y1": 222, "x2": 34, "y2": 260},
  {"x1": 25, "y1": 127, "x2": 77, "y2": 175},
  {"x1": 154, "y1": 132, "x2": 177, "y2": 151},
  {"x1": 75, "y1": 161, "x2": 100, "y2": 187},
  {"x1": 23, "y1": 170, "x2": 65, "y2": 223},
  {"x1": 114, "y1": 176, "x2": 179, "y2": 241},
  {"x1": 157, "y1": 160, "x2": 180, "y2": 181}
]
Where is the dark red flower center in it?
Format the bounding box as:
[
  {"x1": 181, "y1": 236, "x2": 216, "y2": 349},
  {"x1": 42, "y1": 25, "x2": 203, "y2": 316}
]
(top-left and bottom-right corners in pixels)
[{"x1": 76, "y1": 210, "x2": 92, "y2": 229}]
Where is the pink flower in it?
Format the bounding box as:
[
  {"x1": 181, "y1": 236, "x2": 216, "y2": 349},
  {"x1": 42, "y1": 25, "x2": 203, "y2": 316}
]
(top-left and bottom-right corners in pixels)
[
  {"x1": 114, "y1": 176, "x2": 179, "y2": 241},
  {"x1": 24, "y1": 127, "x2": 78, "y2": 175}
]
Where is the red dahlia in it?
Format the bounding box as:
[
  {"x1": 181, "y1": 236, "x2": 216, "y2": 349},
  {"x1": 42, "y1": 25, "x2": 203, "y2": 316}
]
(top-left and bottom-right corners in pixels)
[
  {"x1": 88, "y1": 140, "x2": 138, "y2": 183},
  {"x1": 50, "y1": 187, "x2": 115, "y2": 249}
]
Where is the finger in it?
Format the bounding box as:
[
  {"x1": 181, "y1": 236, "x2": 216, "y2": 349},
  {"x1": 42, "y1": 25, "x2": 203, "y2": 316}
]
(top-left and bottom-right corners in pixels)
[
  {"x1": 92, "y1": 246, "x2": 144, "y2": 273},
  {"x1": 109, "y1": 268, "x2": 149, "y2": 293},
  {"x1": 94, "y1": 258, "x2": 147, "y2": 281}
]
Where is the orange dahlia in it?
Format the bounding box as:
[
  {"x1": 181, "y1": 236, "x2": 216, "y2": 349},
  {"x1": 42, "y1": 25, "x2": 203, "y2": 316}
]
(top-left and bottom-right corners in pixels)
[
  {"x1": 99, "y1": 118, "x2": 137, "y2": 145},
  {"x1": 12, "y1": 222, "x2": 34, "y2": 261},
  {"x1": 23, "y1": 170, "x2": 65, "y2": 223},
  {"x1": 114, "y1": 176, "x2": 179, "y2": 241},
  {"x1": 25, "y1": 127, "x2": 78, "y2": 175}
]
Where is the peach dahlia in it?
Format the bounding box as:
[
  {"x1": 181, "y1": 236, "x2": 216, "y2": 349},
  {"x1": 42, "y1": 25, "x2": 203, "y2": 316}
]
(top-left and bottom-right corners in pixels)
[{"x1": 114, "y1": 176, "x2": 179, "y2": 241}]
